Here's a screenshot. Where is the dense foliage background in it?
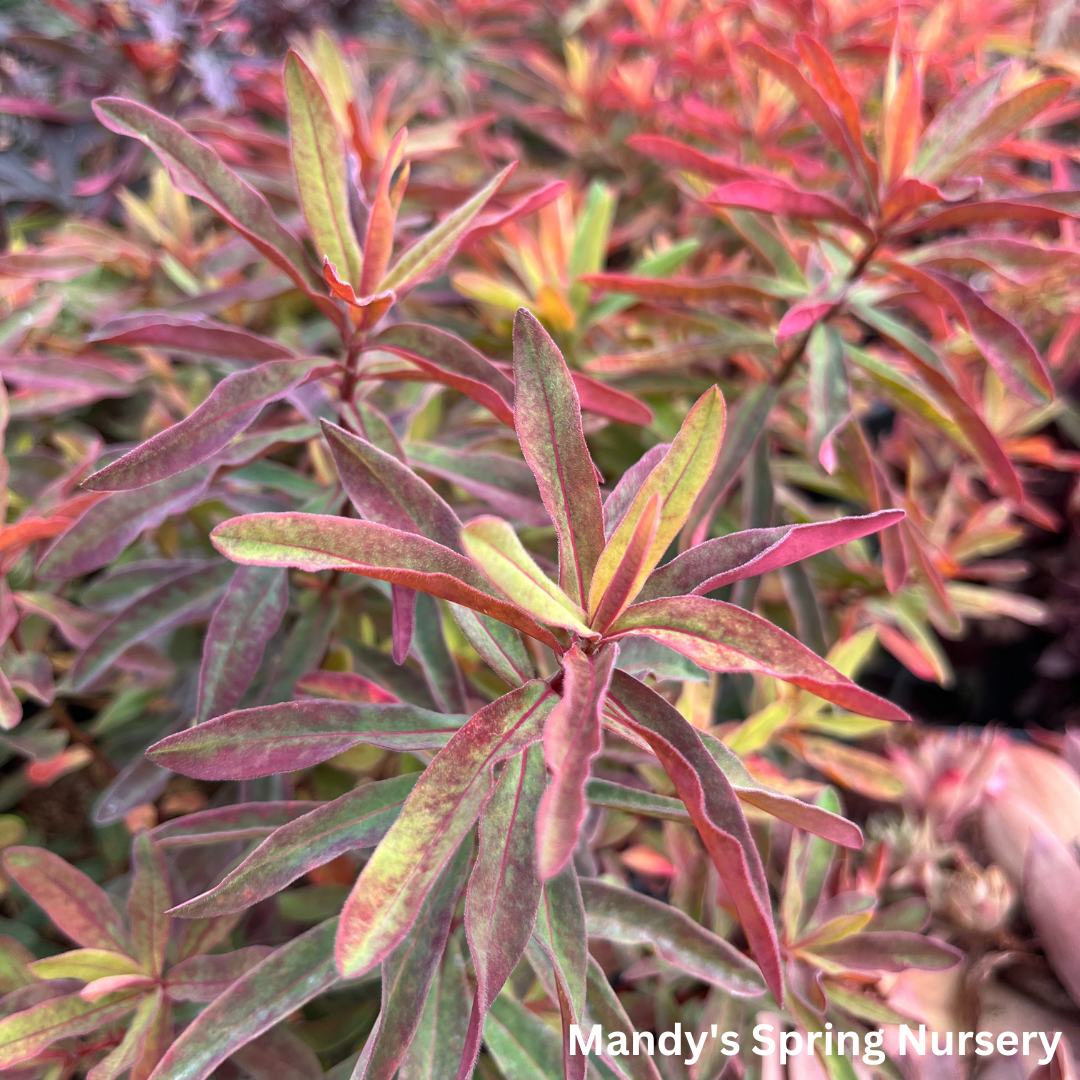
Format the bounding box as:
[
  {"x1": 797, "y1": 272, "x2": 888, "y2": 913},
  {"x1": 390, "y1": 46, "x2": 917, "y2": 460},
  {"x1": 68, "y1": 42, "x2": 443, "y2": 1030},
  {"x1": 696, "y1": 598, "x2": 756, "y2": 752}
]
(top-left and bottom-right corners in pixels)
[{"x1": 3, "y1": 0, "x2": 1080, "y2": 1077}]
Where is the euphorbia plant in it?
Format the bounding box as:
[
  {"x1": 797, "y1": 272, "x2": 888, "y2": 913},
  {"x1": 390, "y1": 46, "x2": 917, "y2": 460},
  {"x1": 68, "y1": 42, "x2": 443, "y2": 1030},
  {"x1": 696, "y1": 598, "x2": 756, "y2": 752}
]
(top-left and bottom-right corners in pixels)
[{"x1": 143, "y1": 309, "x2": 909, "y2": 1075}]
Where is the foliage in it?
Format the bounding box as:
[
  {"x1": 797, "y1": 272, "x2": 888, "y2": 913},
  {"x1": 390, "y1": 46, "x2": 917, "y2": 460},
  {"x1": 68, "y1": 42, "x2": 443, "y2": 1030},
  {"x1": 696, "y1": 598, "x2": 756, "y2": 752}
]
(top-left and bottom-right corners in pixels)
[{"x1": 1, "y1": 1, "x2": 1080, "y2": 1078}]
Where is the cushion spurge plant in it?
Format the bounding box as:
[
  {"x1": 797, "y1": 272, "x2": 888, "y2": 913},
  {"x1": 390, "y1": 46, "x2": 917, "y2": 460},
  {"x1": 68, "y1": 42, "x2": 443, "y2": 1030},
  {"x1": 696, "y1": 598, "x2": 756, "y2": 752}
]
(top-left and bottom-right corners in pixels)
[{"x1": 137, "y1": 308, "x2": 910, "y2": 1076}]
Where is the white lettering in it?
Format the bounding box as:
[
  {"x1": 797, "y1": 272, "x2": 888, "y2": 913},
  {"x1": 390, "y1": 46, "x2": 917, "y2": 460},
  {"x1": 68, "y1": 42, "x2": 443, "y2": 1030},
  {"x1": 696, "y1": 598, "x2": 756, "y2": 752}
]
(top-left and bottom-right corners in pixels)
[
  {"x1": 659, "y1": 1024, "x2": 681, "y2": 1056},
  {"x1": 899, "y1": 1025, "x2": 926, "y2": 1056},
  {"x1": 1039, "y1": 1032, "x2": 1062, "y2": 1065},
  {"x1": 569, "y1": 1025, "x2": 601, "y2": 1056},
  {"x1": 683, "y1": 1030, "x2": 707, "y2": 1066},
  {"x1": 753, "y1": 1024, "x2": 775, "y2": 1056}
]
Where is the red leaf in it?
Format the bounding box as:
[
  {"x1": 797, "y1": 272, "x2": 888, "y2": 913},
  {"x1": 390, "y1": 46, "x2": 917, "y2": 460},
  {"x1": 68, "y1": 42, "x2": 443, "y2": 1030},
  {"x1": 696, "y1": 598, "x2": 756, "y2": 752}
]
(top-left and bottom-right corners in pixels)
[
  {"x1": 570, "y1": 372, "x2": 654, "y2": 426},
  {"x1": 707, "y1": 181, "x2": 873, "y2": 239},
  {"x1": 627, "y1": 134, "x2": 753, "y2": 184}
]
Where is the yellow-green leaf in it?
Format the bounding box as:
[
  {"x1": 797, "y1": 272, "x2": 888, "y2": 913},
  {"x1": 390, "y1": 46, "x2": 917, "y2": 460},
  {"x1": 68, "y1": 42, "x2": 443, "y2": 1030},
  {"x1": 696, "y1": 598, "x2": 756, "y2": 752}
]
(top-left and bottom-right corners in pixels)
[
  {"x1": 285, "y1": 50, "x2": 364, "y2": 288},
  {"x1": 462, "y1": 517, "x2": 596, "y2": 637},
  {"x1": 589, "y1": 387, "x2": 725, "y2": 614},
  {"x1": 27, "y1": 949, "x2": 144, "y2": 983}
]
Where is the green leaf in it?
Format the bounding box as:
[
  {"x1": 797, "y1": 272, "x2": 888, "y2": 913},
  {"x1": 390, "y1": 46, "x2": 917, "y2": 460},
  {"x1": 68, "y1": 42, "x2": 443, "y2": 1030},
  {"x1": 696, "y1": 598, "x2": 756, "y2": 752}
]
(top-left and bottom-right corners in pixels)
[
  {"x1": 584, "y1": 957, "x2": 663, "y2": 1080},
  {"x1": 589, "y1": 387, "x2": 725, "y2": 614},
  {"x1": 335, "y1": 681, "x2": 557, "y2": 978},
  {"x1": 581, "y1": 879, "x2": 765, "y2": 995},
  {"x1": 211, "y1": 513, "x2": 561, "y2": 649},
  {"x1": 27, "y1": 949, "x2": 144, "y2": 982},
  {"x1": 484, "y1": 991, "x2": 563, "y2": 1080},
  {"x1": 568, "y1": 181, "x2": 616, "y2": 310},
  {"x1": 462, "y1": 516, "x2": 595, "y2": 636},
  {"x1": 69, "y1": 562, "x2": 234, "y2": 691},
  {"x1": 411, "y1": 592, "x2": 468, "y2": 714},
  {"x1": 448, "y1": 603, "x2": 534, "y2": 687},
  {"x1": 381, "y1": 163, "x2": 516, "y2": 292},
  {"x1": 512, "y1": 310, "x2": 606, "y2": 608},
  {"x1": 583, "y1": 778, "x2": 690, "y2": 822},
  {"x1": 128, "y1": 833, "x2": 171, "y2": 978},
  {"x1": 461, "y1": 744, "x2": 545, "y2": 1077},
  {"x1": 149, "y1": 917, "x2": 339, "y2": 1080},
  {"x1": 169, "y1": 776, "x2": 417, "y2": 917},
  {"x1": 284, "y1": 51, "x2": 364, "y2": 288},
  {"x1": 807, "y1": 324, "x2": 850, "y2": 474},
  {"x1": 148, "y1": 701, "x2": 466, "y2": 779},
  {"x1": 87, "y1": 988, "x2": 162, "y2": 1080}
]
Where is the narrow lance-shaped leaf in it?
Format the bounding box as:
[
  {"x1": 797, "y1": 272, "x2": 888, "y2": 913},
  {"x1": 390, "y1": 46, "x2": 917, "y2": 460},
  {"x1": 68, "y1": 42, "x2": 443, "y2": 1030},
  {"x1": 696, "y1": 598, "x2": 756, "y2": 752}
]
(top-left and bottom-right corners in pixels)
[
  {"x1": 807, "y1": 324, "x2": 850, "y2": 474},
  {"x1": 368, "y1": 325, "x2": 516, "y2": 428},
  {"x1": 483, "y1": 991, "x2": 564, "y2": 1080},
  {"x1": 707, "y1": 182, "x2": 874, "y2": 240},
  {"x1": 91, "y1": 99, "x2": 331, "y2": 310},
  {"x1": 355, "y1": 840, "x2": 472, "y2": 1080},
  {"x1": 90, "y1": 313, "x2": 298, "y2": 362},
  {"x1": 150, "y1": 802, "x2": 322, "y2": 848},
  {"x1": 581, "y1": 878, "x2": 765, "y2": 995},
  {"x1": 128, "y1": 834, "x2": 170, "y2": 978},
  {"x1": 402, "y1": 932, "x2": 472, "y2": 1080},
  {"x1": 359, "y1": 128, "x2": 407, "y2": 297},
  {"x1": 284, "y1": 51, "x2": 364, "y2": 288},
  {"x1": 878, "y1": 29, "x2": 921, "y2": 191},
  {"x1": 210, "y1": 513, "x2": 561, "y2": 649},
  {"x1": 460, "y1": 744, "x2": 545, "y2": 1080},
  {"x1": 147, "y1": 917, "x2": 339, "y2": 1080},
  {"x1": 462, "y1": 516, "x2": 595, "y2": 637},
  {"x1": 3, "y1": 847, "x2": 131, "y2": 955},
  {"x1": 639, "y1": 510, "x2": 905, "y2": 602},
  {"x1": 38, "y1": 466, "x2": 213, "y2": 580},
  {"x1": 605, "y1": 672, "x2": 783, "y2": 1002},
  {"x1": 335, "y1": 681, "x2": 557, "y2": 978},
  {"x1": 196, "y1": 566, "x2": 288, "y2": 724},
  {"x1": 148, "y1": 701, "x2": 466, "y2": 780},
  {"x1": 0, "y1": 991, "x2": 143, "y2": 1071},
  {"x1": 69, "y1": 562, "x2": 234, "y2": 691},
  {"x1": 591, "y1": 495, "x2": 660, "y2": 633},
  {"x1": 381, "y1": 163, "x2": 516, "y2": 292},
  {"x1": 531, "y1": 865, "x2": 588, "y2": 1080},
  {"x1": 170, "y1": 775, "x2": 417, "y2": 918},
  {"x1": 590, "y1": 387, "x2": 725, "y2": 614},
  {"x1": 448, "y1": 603, "x2": 534, "y2": 688},
  {"x1": 163, "y1": 947, "x2": 275, "y2": 1002},
  {"x1": 410, "y1": 591, "x2": 467, "y2": 715},
  {"x1": 84, "y1": 360, "x2": 324, "y2": 492},
  {"x1": 610, "y1": 596, "x2": 909, "y2": 721},
  {"x1": 583, "y1": 958, "x2": 663, "y2": 1080},
  {"x1": 603, "y1": 445, "x2": 668, "y2": 539},
  {"x1": 87, "y1": 988, "x2": 163, "y2": 1080},
  {"x1": 536, "y1": 643, "x2": 617, "y2": 881},
  {"x1": 28, "y1": 949, "x2": 144, "y2": 982},
  {"x1": 512, "y1": 310, "x2": 605, "y2": 607}
]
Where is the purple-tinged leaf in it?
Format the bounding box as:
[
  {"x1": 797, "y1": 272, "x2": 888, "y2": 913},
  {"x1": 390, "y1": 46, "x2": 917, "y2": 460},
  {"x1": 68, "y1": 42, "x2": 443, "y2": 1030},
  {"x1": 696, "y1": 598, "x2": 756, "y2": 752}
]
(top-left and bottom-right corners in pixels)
[
  {"x1": 570, "y1": 372, "x2": 654, "y2": 427},
  {"x1": 148, "y1": 916, "x2": 338, "y2": 1080},
  {"x1": 610, "y1": 596, "x2": 910, "y2": 721},
  {"x1": 512, "y1": 310, "x2": 605, "y2": 609},
  {"x1": 93, "y1": 754, "x2": 171, "y2": 828},
  {"x1": 2, "y1": 848, "x2": 131, "y2": 955},
  {"x1": 809, "y1": 931, "x2": 962, "y2": 972},
  {"x1": 335, "y1": 681, "x2": 557, "y2": 978},
  {"x1": 128, "y1": 834, "x2": 170, "y2": 978},
  {"x1": 84, "y1": 360, "x2": 324, "y2": 492},
  {"x1": 639, "y1": 510, "x2": 905, "y2": 602},
  {"x1": 602, "y1": 444, "x2": 668, "y2": 540},
  {"x1": 460, "y1": 745, "x2": 545, "y2": 1079},
  {"x1": 147, "y1": 701, "x2": 466, "y2": 780},
  {"x1": 391, "y1": 585, "x2": 417, "y2": 665},
  {"x1": 407, "y1": 441, "x2": 547, "y2": 526},
  {"x1": 354, "y1": 841, "x2": 471, "y2": 1080},
  {"x1": 170, "y1": 775, "x2": 417, "y2": 918},
  {"x1": 0, "y1": 671, "x2": 19, "y2": 731},
  {"x1": 150, "y1": 801, "x2": 322, "y2": 848},
  {"x1": 295, "y1": 670, "x2": 399, "y2": 703},
  {"x1": 37, "y1": 466, "x2": 214, "y2": 580},
  {"x1": 69, "y1": 562, "x2": 233, "y2": 691},
  {"x1": 91, "y1": 99, "x2": 335, "y2": 318},
  {"x1": 536, "y1": 643, "x2": 618, "y2": 881},
  {"x1": 367, "y1": 324, "x2": 516, "y2": 428},
  {"x1": 605, "y1": 672, "x2": 783, "y2": 1003},
  {"x1": 321, "y1": 420, "x2": 462, "y2": 550},
  {"x1": 210, "y1": 513, "x2": 562, "y2": 649},
  {"x1": 581, "y1": 878, "x2": 764, "y2": 994},
  {"x1": 924, "y1": 269, "x2": 1053, "y2": 404},
  {"x1": 163, "y1": 947, "x2": 274, "y2": 1000},
  {"x1": 483, "y1": 991, "x2": 563, "y2": 1080},
  {"x1": 706, "y1": 181, "x2": 874, "y2": 239},
  {"x1": 90, "y1": 313, "x2": 297, "y2": 362},
  {"x1": 196, "y1": 565, "x2": 288, "y2": 724},
  {"x1": 0, "y1": 991, "x2": 142, "y2": 1070}
]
